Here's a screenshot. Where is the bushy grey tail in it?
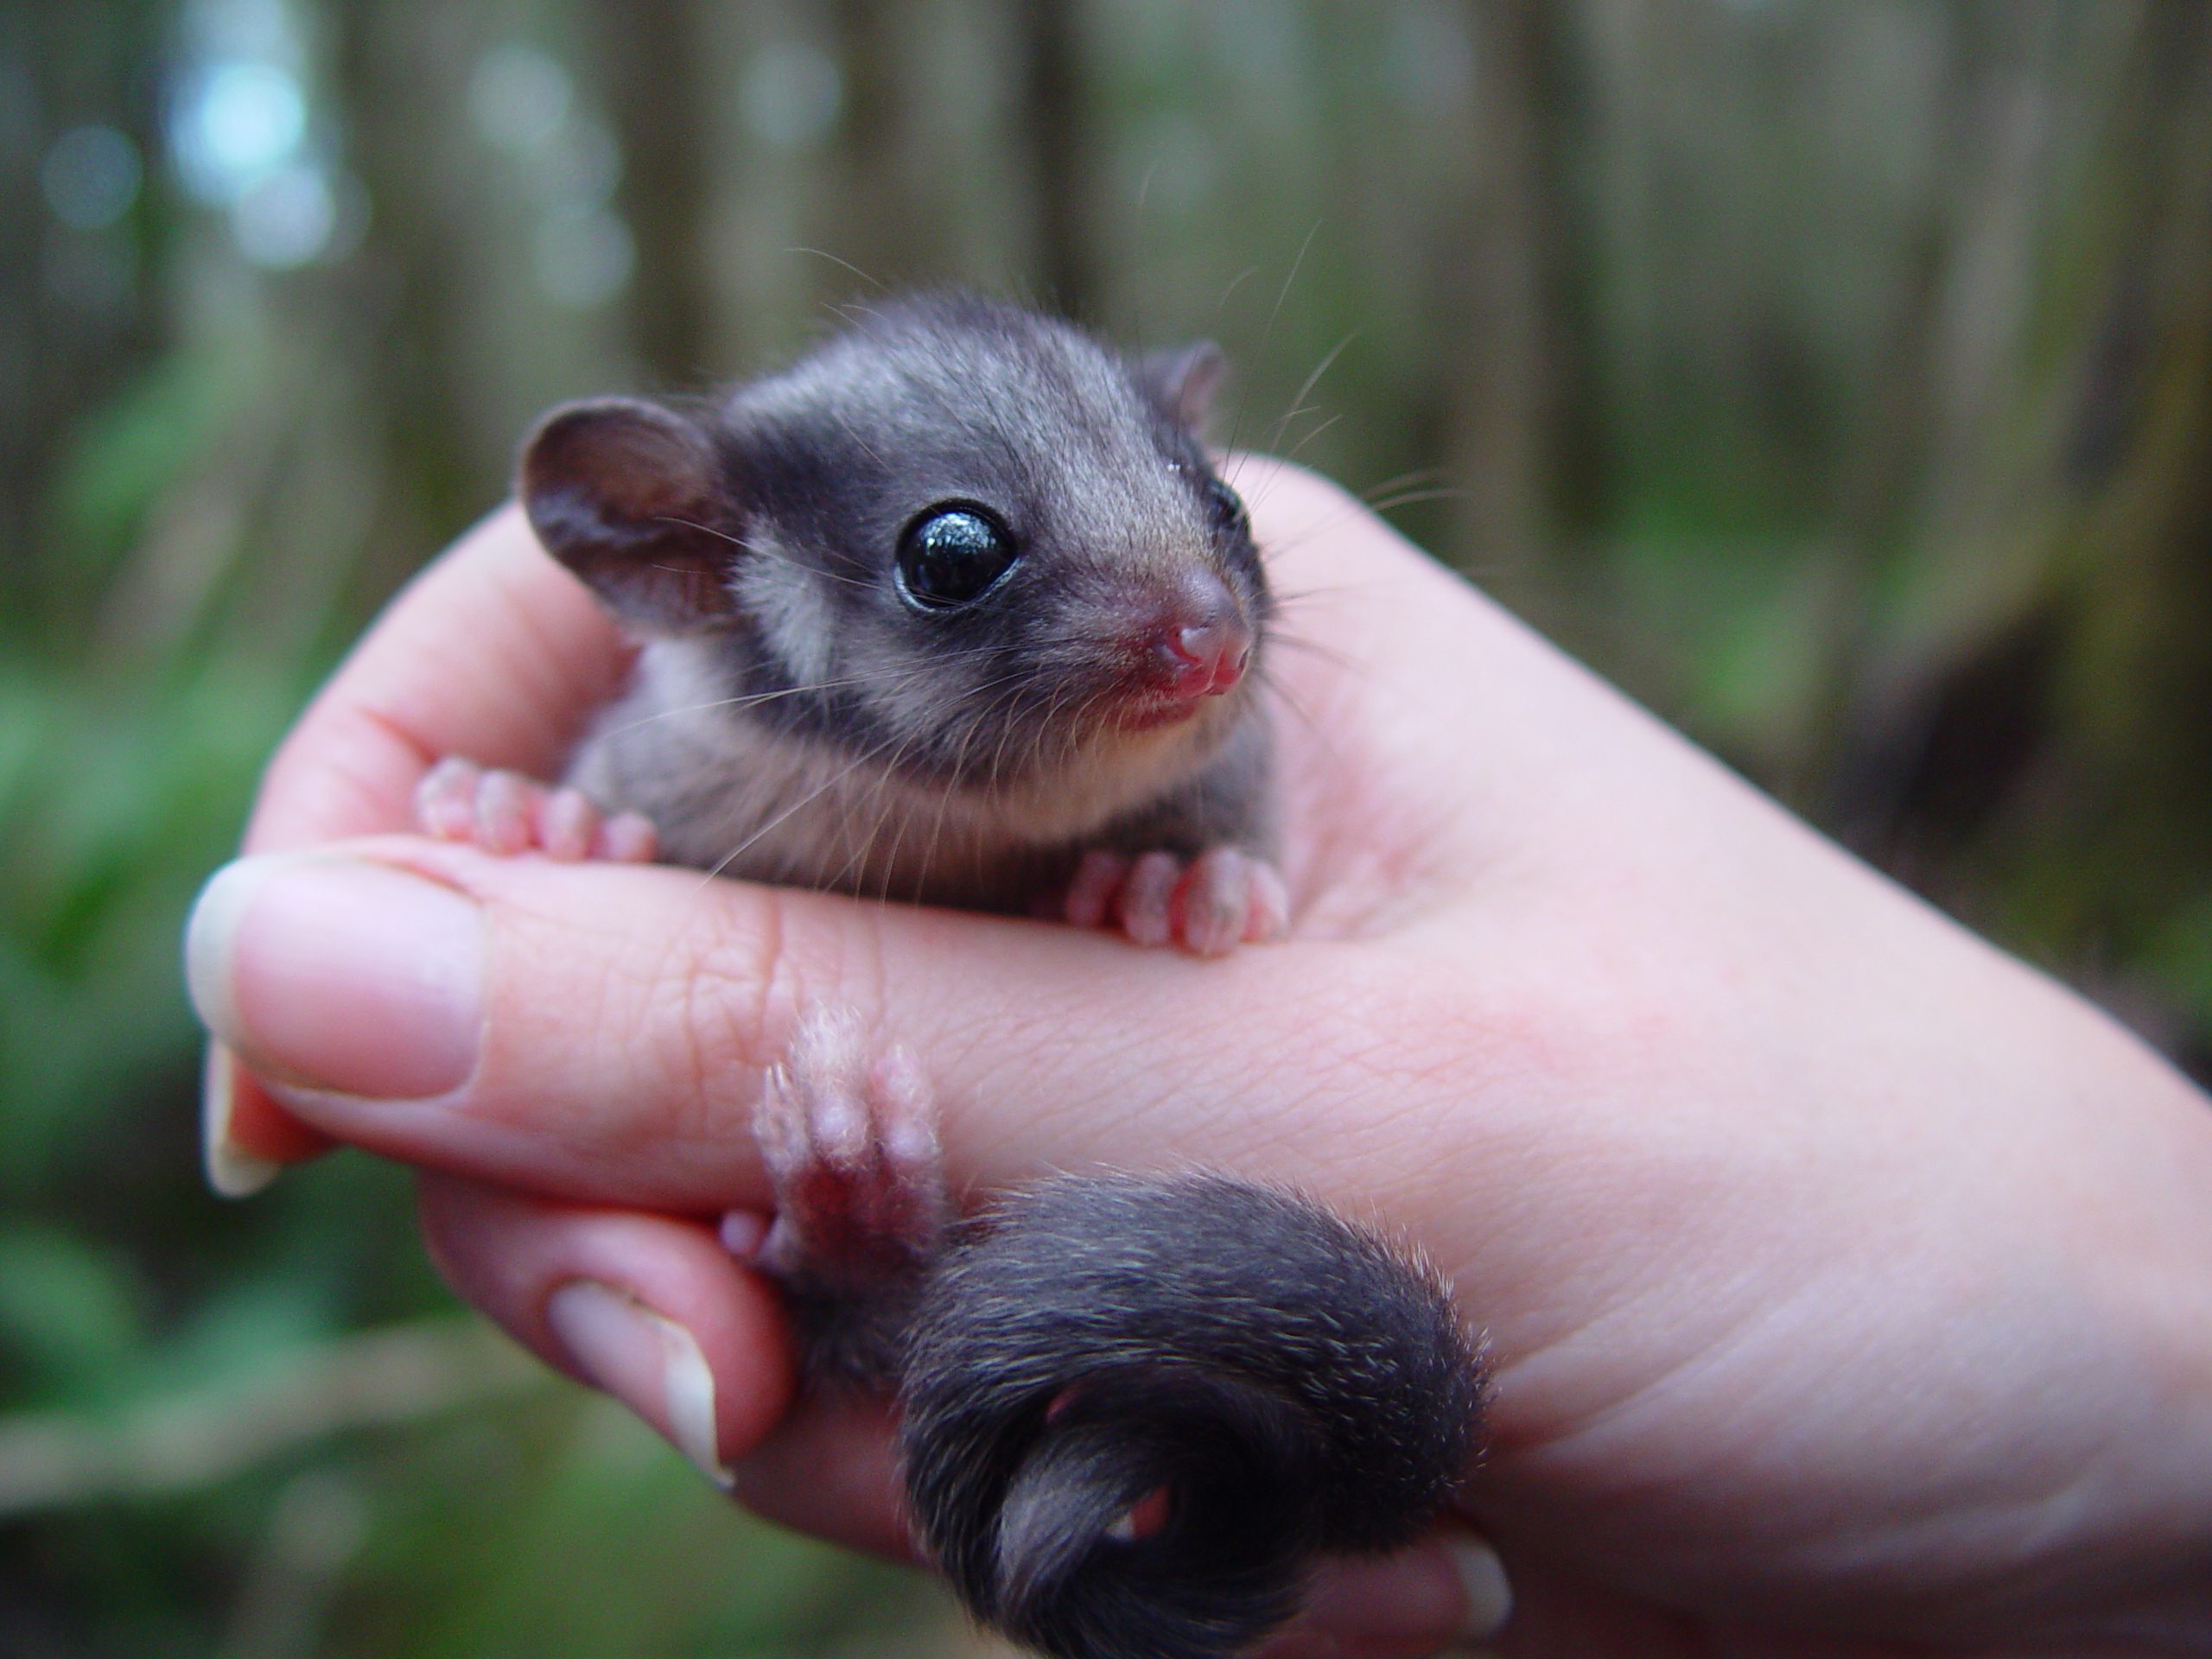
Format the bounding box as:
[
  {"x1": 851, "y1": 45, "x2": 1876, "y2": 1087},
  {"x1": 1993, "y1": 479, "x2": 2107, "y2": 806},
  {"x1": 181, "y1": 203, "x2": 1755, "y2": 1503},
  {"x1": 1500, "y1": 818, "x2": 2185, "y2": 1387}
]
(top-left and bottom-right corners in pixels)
[{"x1": 895, "y1": 1175, "x2": 1485, "y2": 1659}]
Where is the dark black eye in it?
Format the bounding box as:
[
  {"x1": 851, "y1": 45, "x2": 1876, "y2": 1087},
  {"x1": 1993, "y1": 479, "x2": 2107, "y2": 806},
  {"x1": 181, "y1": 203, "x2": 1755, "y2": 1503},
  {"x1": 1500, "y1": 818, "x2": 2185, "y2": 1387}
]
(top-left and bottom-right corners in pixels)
[
  {"x1": 1203, "y1": 475, "x2": 1249, "y2": 540},
  {"x1": 896, "y1": 506, "x2": 1018, "y2": 610}
]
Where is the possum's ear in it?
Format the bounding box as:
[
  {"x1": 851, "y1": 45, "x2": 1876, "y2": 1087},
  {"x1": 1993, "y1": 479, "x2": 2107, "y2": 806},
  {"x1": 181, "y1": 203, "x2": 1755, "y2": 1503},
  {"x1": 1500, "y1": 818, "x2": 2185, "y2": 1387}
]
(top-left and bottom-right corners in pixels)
[
  {"x1": 520, "y1": 397, "x2": 738, "y2": 632},
  {"x1": 1138, "y1": 341, "x2": 1226, "y2": 435}
]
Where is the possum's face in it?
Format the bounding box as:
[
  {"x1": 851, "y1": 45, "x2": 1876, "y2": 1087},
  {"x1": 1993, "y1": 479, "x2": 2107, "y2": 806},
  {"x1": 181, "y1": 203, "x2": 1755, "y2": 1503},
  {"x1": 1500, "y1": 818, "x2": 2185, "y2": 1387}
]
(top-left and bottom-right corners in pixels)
[{"x1": 521, "y1": 297, "x2": 1268, "y2": 798}]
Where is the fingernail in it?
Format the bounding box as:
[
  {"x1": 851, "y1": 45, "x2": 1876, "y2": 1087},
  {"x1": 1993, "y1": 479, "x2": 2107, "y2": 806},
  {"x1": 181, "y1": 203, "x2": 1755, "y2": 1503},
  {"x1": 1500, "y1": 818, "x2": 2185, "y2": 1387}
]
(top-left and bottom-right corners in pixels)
[
  {"x1": 185, "y1": 853, "x2": 483, "y2": 1099},
  {"x1": 545, "y1": 1280, "x2": 732, "y2": 1489},
  {"x1": 202, "y1": 1046, "x2": 281, "y2": 1198},
  {"x1": 1447, "y1": 1535, "x2": 1513, "y2": 1646}
]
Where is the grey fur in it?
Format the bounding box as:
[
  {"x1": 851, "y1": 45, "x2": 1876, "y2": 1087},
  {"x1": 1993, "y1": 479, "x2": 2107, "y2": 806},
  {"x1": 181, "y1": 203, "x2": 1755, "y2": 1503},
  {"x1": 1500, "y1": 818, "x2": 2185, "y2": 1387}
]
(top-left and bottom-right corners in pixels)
[
  {"x1": 898, "y1": 1176, "x2": 1485, "y2": 1659},
  {"x1": 523, "y1": 293, "x2": 1274, "y2": 905}
]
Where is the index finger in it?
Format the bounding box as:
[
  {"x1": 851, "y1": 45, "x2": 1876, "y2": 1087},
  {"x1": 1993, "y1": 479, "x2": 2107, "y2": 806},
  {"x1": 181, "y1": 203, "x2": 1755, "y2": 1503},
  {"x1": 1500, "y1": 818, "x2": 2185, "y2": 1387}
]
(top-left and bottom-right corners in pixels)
[{"x1": 245, "y1": 503, "x2": 631, "y2": 853}]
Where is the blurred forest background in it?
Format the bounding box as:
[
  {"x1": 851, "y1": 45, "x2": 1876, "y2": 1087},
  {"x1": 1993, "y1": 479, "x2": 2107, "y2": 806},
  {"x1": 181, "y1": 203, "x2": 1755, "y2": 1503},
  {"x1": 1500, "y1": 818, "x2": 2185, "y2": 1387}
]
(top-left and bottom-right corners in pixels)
[{"x1": 7, "y1": 0, "x2": 2212, "y2": 1653}]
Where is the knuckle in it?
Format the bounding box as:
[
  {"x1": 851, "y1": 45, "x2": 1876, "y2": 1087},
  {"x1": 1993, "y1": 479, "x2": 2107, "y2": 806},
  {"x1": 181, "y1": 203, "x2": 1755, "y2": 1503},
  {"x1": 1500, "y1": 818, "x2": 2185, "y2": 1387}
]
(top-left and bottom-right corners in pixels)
[{"x1": 657, "y1": 882, "x2": 794, "y2": 1141}]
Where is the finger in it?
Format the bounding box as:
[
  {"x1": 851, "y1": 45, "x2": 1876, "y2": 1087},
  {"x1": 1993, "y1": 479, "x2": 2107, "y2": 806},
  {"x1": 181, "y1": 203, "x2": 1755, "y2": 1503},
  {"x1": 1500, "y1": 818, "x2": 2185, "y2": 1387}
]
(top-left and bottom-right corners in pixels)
[
  {"x1": 415, "y1": 1171, "x2": 793, "y2": 1488},
  {"x1": 244, "y1": 501, "x2": 631, "y2": 854},
  {"x1": 1253, "y1": 1532, "x2": 1514, "y2": 1659},
  {"x1": 181, "y1": 837, "x2": 1496, "y2": 1224},
  {"x1": 727, "y1": 1389, "x2": 916, "y2": 1561}
]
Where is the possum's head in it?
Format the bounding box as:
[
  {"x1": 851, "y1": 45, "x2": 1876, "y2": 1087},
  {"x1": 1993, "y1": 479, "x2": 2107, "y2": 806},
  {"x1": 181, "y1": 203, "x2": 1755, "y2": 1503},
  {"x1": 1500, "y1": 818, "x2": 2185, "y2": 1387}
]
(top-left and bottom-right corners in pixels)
[{"x1": 520, "y1": 295, "x2": 1268, "y2": 805}]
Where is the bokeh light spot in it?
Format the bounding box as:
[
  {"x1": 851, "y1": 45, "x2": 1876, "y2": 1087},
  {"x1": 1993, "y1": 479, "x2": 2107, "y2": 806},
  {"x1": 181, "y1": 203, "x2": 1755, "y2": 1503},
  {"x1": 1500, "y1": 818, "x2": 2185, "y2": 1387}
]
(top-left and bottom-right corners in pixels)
[
  {"x1": 232, "y1": 162, "x2": 334, "y2": 267},
  {"x1": 532, "y1": 207, "x2": 633, "y2": 308},
  {"x1": 470, "y1": 44, "x2": 574, "y2": 153},
  {"x1": 196, "y1": 62, "x2": 303, "y2": 176},
  {"x1": 41, "y1": 125, "x2": 143, "y2": 230},
  {"x1": 739, "y1": 43, "x2": 842, "y2": 150}
]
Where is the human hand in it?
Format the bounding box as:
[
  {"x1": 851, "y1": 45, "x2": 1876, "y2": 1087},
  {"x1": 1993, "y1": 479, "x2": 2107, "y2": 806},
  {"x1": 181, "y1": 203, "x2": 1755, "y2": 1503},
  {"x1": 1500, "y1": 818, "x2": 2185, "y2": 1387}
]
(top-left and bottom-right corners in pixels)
[{"x1": 184, "y1": 458, "x2": 2212, "y2": 1655}]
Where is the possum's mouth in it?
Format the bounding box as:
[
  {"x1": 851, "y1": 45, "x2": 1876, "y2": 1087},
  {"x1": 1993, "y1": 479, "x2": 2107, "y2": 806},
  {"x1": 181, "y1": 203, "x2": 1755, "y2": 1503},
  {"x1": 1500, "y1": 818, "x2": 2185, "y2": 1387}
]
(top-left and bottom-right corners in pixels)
[
  {"x1": 952, "y1": 683, "x2": 1248, "y2": 839},
  {"x1": 1109, "y1": 695, "x2": 1211, "y2": 733},
  {"x1": 1092, "y1": 673, "x2": 1253, "y2": 744}
]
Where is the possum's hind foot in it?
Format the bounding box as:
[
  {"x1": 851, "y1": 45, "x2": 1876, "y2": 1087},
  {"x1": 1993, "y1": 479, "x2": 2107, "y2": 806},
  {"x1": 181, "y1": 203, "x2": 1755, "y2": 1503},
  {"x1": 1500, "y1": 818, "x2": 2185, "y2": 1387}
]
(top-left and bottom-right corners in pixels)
[
  {"x1": 1059, "y1": 846, "x2": 1289, "y2": 957},
  {"x1": 415, "y1": 757, "x2": 658, "y2": 863},
  {"x1": 730, "y1": 1009, "x2": 950, "y2": 1380}
]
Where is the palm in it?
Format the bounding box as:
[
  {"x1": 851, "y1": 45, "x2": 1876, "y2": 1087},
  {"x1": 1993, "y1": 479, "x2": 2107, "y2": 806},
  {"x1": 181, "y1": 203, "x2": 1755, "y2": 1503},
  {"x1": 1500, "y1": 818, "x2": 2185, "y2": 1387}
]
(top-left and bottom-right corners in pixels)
[{"x1": 231, "y1": 464, "x2": 2212, "y2": 1655}]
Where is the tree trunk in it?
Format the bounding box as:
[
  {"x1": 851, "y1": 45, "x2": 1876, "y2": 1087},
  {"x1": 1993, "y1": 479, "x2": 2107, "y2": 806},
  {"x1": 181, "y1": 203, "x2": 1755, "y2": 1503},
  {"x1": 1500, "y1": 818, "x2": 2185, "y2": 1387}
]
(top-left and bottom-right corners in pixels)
[
  {"x1": 1015, "y1": 0, "x2": 1095, "y2": 321},
  {"x1": 590, "y1": 0, "x2": 717, "y2": 387}
]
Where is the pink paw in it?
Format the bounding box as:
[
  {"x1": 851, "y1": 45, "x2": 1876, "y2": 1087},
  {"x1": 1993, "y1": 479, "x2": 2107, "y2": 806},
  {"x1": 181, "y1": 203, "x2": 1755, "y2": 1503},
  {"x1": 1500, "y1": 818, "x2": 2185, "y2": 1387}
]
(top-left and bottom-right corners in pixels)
[
  {"x1": 415, "y1": 757, "x2": 658, "y2": 862},
  {"x1": 1062, "y1": 846, "x2": 1289, "y2": 957},
  {"x1": 740, "y1": 1008, "x2": 949, "y2": 1296}
]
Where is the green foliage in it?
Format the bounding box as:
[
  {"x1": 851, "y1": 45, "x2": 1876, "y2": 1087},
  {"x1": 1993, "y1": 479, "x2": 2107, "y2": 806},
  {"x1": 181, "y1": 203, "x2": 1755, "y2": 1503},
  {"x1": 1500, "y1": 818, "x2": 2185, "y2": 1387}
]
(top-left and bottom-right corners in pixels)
[
  {"x1": 0, "y1": 660, "x2": 300, "y2": 1227},
  {"x1": 333, "y1": 1396, "x2": 929, "y2": 1659},
  {"x1": 42, "y1": 349, "x2": 243, "y2": 594},
  {"x1": 0, "y1": 1225, "x2": 147, "y2": 1402}
]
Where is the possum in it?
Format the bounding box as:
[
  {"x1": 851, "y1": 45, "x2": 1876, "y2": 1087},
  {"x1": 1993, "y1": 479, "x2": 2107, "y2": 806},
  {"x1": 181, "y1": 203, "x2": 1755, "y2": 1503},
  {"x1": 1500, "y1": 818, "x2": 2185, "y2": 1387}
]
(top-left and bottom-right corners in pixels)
[
  {"x1": 418, "y1": 295, "x2": 1487, "y2": 1659},
  {"x1": 422, "y1": 291, "x2": 1286, "y2": 956}
]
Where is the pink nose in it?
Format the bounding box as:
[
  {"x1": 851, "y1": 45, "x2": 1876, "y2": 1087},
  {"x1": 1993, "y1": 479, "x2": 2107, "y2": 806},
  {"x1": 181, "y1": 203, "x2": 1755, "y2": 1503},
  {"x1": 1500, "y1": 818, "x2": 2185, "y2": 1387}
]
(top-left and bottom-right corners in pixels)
[{"x1": 1155, "y1": 619, "x2": 1251, "y2": 700}]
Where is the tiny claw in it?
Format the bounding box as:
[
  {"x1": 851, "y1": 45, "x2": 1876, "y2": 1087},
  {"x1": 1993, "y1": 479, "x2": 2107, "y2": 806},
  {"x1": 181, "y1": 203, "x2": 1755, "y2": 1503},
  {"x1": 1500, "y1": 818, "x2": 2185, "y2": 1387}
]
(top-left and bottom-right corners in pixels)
[
  {"x1": 416, "y1": 757, "x2": 486, "y2": 842},
  {"x1": 1117, "y1": 852, "x2": 1183, "y2": 948},
  {"x1": 540, "y1": 786, "x2": 601, "y2": 861},
  {"x1": 1064, "y1": 849, "x2": 1130, "y2": 930},
  {"x1": 474, "y1": 769, "x2": 536, "y2": 855},
  {"x1": 597, "y1": 812, "x2": 659, "y2": 863},
  {"x1": 1176, "y1": 848, "x2": 1250, "y2": 958},
  {"x1": 718, "y1": 1208, "x2": 770, "y2": 1260},
  {"x1": 1245, "y1": 861, "x2": 1291, "y2": 943}
]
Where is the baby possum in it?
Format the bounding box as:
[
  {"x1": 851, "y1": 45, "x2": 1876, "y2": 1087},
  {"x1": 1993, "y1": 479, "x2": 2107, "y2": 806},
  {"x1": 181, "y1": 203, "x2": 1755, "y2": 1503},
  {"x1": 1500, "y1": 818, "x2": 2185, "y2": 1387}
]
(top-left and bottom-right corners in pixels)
[
  {"x1": 423, "y1": 291, "x2": 1285, "y2": 956},
  {"x1": 419, "y1": 296, "x2": 1486, "y2": 1659}
]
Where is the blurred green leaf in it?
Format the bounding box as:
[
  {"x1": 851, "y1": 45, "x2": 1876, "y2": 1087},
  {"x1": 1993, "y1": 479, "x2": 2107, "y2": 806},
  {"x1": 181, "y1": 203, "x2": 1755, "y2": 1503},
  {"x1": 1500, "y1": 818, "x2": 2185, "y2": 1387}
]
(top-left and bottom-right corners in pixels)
[
  {"x1": 0, "y1": 1226, "x2": 146, "y2": 1401},
  {"x1": 46, "y1": 348, "x2": 241, "y2": 581}
]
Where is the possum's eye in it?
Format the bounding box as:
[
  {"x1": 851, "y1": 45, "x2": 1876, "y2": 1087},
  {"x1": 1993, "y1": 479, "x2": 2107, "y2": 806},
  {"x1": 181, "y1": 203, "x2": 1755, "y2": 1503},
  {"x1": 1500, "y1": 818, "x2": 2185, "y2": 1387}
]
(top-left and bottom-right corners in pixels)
[
  {"x1": 896, "y1": 505, "x2": 1019, "y2": 610},
  {"x1": 1203, "y1": 475, "x2": 1250, "y2": 542}
]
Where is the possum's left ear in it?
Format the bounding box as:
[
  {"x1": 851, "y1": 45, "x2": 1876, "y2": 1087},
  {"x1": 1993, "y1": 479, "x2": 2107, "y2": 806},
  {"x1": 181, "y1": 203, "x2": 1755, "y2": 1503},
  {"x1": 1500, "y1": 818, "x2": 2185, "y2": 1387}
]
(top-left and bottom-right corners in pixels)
[{"x1": 1138, "y1": 341, "x2": 1226, "y2": 435}]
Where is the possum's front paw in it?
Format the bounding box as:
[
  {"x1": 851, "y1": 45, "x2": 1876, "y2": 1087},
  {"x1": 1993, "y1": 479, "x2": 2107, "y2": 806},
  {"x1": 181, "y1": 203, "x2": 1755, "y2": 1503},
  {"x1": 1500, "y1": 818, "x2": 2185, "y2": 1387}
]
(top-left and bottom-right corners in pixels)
[
  {"x1": 1060, "y1": 847, "x2": 1289, "y2": 957},
  {"x1": 414, "y1": 757, "x2": 658, "y2": 862}
]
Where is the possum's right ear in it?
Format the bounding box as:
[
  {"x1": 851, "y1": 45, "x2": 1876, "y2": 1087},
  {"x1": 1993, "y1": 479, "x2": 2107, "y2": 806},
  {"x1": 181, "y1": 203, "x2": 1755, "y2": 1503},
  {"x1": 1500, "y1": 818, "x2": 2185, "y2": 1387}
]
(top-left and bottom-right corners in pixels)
[
  {"x1": 519, "y1": 397, "x2": 738, "y2": 632},
  {"x1": 1138, "y1": 340, "x2": 1226, "y2": 435}
]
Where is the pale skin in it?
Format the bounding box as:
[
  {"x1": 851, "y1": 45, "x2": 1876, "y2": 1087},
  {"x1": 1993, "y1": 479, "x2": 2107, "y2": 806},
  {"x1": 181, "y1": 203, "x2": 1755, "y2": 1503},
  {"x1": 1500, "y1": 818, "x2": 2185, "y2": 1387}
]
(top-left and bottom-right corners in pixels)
[{"x1": 186, "y1": 456, "x2": 2212, "y2": 1656}]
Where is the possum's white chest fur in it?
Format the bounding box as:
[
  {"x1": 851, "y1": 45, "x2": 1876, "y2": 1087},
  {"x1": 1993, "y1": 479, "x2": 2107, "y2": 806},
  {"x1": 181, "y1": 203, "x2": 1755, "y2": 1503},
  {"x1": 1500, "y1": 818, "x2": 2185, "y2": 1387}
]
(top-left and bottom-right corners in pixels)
[{"x1": 566, "y1": 637, "x2": 1247, "y2": 908}]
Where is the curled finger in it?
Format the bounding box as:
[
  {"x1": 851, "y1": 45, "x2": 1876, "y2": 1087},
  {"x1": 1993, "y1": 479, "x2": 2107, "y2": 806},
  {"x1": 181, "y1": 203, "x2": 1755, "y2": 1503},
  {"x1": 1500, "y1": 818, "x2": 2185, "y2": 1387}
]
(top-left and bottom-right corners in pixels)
[{"x1": 415, "y1": 1171, "x2": 793, "y2": 1486}]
